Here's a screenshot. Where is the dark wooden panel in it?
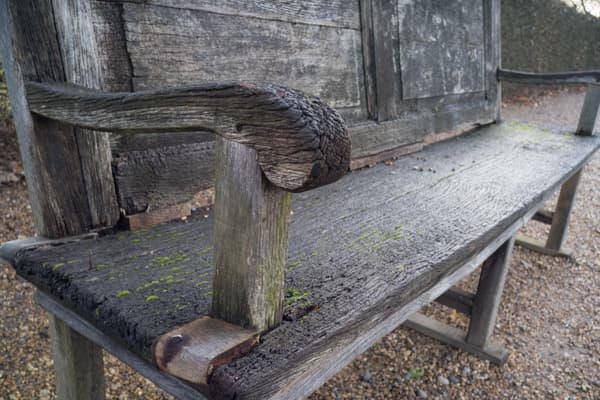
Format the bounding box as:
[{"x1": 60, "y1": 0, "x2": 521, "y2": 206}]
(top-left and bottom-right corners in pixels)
[
  {"x1": 112, "y1": 142, "x2": 215, "y2": 214},
  {"x1": 397, "y1": 0, "x2": 485, "y2": 99},
  {"x1": 110, "y1": 0, "x2": 360, "y2": 29},
  {"x1": 9, "y1": 124, "x2": 600, "y2": 398},
  {"x1": 121, "y1": 3, "x2": 366, "y2": 117}
]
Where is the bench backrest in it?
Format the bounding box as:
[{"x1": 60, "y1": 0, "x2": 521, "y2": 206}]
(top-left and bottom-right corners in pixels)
[{"x1": 0, "y1": 0, "x2": 500, "y2": 236}]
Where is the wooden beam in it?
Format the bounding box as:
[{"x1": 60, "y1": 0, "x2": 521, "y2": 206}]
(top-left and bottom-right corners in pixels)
[
  {"x1": 154, "y1": 316, "x2": 259, "y2": 385},
  {"x1": 435, "y1": 286, "x2": 474, "y2": 316},
  {"x1": 497, "y1": 69, "x2": 600, "y2": 85},
  {"x1": 576, "y1": 84, "x2": 600, "y2": 136},
  {"x1": 49, "y1": 315, "x2": 105, "y2": 399},
  {"x1": 212, "y1": 137, "x2": 292, "y2": 332},
  {"x1": 546, "y1": 169, "x2": 583, "y2": 251},
  {"x1": 531, "y1": 208, "x2": 554, "y2": 225},
  {"x1": 467, "y1": 237, "x2": 515, "y2": 348},
  {"x1": 404, "y1": 313, "x2": 508, "y2": 365},
  {"x1": 515, "y1": 234, "x2": 573, "y2": 258}
]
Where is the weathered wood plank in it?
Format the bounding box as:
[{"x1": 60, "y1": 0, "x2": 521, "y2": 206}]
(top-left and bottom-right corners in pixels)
[
  {"x1": 49, "y1": 315, "x2": 106, "y2": 400},
  {"x1": 466, "y1": 237, "x2": 515, "y2": 348},
  {"x1": 25, "y1": 81, "x2": 351, "y2": 193},
  {"x1": 212, "y1": 138, "x2": 292, "y2": 332},
  {"x1": 484, "y1": 0, "x2": 501, "y2": 119},
  {"x1": 121, "y1": 3, "x2": 365, "y2": 115},
  {"x1": 546, "y1": 168, "x2": 582, "y2": 251},
  {"x1": 8, "y1": 124, "x2": 600, "y2": 399},
  {"x1": 404, "y1": 313, "x2": 508, "y2": 365},
  {"x1": 397, "y1": 0, "x2": 485, "y2": 99},
  {"x1": 576, "y1": 84, "x2": 600, "y2": 136},
  {"x1": 0, "y1": 0, "x2": 93, "y2": 237},
  {"x1": 106, "y1": 0, "x2": 360, "y2": 29},
  {"x1": 497, "y1": 69, "x2": 600, "y2": 85},
  {"x1": 112, "y1": 142, "x2": 215, "y2": 214},
  {"x1": 52, "y1": 0, "x2": 120, "y2": 228}
]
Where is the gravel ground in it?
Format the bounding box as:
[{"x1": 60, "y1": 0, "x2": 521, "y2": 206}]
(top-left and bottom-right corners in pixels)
[{"x1": 1, "y1": 88, "x2": 599, "y2": 399}]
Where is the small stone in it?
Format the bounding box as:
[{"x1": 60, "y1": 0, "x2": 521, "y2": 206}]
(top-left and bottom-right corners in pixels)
[
  {"x1": 361, "y1": 370, "x2": 373, "y2": 384},
  {"x1": 461, "y1": 367, "x2": 472, "y2": 377},
  {"x1": 449, "y1": 376, "x2": 460, "y2": 384},
  {"x1": 416, "y1": 389, "x2": 428, "y2": 399},
  {"x1": 437, "y1": 375, "x2": 450, "y2": 385}
]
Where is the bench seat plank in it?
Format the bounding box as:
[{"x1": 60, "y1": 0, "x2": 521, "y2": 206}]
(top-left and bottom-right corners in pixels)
[{"x1": 7, "y1": 122, "x2": 600, "y2": 399}]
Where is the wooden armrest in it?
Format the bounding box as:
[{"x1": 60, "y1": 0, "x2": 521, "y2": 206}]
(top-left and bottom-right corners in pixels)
[
  {"x1": 497, "y1": 68, "x2": 600, "y2": 86},
  {"x1": 25, "y1": 81, "x2": 351, "y2": 193}
]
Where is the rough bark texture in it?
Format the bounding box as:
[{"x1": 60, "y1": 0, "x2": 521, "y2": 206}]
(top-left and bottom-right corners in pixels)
[
  {"x1": 25, "y1": 81, "x2": 351, "y2": 192},
  {"x1": 6, "y1": 123, "x2": 600, "y2": 399}
]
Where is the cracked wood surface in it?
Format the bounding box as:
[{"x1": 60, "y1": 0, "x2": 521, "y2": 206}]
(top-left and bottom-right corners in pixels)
[{"x1": 7, "y1": 123, "x2": 600, "y2": 398}]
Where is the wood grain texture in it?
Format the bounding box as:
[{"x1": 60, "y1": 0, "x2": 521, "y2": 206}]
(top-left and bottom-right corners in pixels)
[
  {"x1": 112, "y1": 141, "x2": 215, "y2": 214},
  {"x1": 121, "y1": 2, "x2": 365, "y2": 115},
  {"x1": 0, "y1": 0, "x2": 92, "y2": 237},
  {"x1": 212, "y1": 138, "x2": 292, "y2": 331},
  {"x1": 154, "y1": 316, "x2": 259, "y2": 385},
  {"x1": 52, "y1": 0, "x2": 120, "y2": 229},
  {"x1": 397, "y1": 0, "x2": 485, "y2": 99},
  {"x1": 8, "y1": 123, "x2": 600, "y2": 399},
  {"x1": 26, "y1": 81, "x2": 351, "y2": 193},
  {"x1": 466, "y1": 237, "x2": 515, "y2": 348},
  {"x1": 49, "y1": 315, "x2": 106, "y2": 400},
  {"x1": 108, "y1": 0, "x2": 360, "y2": 29}
]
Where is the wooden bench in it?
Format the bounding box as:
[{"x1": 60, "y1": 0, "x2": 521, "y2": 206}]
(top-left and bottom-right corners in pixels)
[{"x1": 1, "y1": 1, "x2": 599, "y2": 399}]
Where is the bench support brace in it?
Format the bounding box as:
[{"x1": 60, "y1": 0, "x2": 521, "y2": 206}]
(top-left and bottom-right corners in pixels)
[
  {"x1": 49, "y1": 315, "x2": 106, "y2": 400},
  {"x1": 406, "y1": 237, "x2": 515, "y2": 365},
  {"x1": 516, "y1": 168, "x2": 582, "y2": 257}
]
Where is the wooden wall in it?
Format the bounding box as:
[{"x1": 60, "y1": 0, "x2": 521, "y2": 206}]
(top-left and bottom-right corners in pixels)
[{"x1": 50, "y1": 0, "x2": 500, "y2": 215}]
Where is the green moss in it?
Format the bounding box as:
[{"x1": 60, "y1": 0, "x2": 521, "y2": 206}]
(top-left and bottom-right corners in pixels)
[
  {"x1": 169, "y1": 266, "x2": 183, "y2": 272},
  {"x1": 199, "y1": 246, "x2": 213, "y2": 255},
  {"x1": 52, "y1": 263, "x2": 65, "y2": 270},
  {"x1": 145, "y1": 295, "x2": 159, "y2": 302},
  {"x1": 195, "y1": 280, "x2": 209, "y2": 287},
  {"x1": 94, "y1": 307, "x2": 100, "y2": 318},
  {"x1": 116, "y1": 290, "x2": 131, "y2": 298},
  {"x1": 285, "y1": 287, "x2": 311, "y2": 305},
  {"x1": 207, "y1": 290, "x2": 213, "y2": 296},
  {"x1": 175, "y1": 304, "x2": 188, "y2": 311},
  {"x1": 136, "y1": 280, "x2": 159, "y2": 291},
  {"x1": 408, "y1": 367, "x2": 425, "y2": 380},
  {"x1": 287, "y1": 260, "x2": 302, "y2": 269}
]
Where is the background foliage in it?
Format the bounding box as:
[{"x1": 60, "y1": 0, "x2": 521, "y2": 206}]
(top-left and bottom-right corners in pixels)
[{"x1": 0, "y1": 63, "x2": 11, "y2": 123}]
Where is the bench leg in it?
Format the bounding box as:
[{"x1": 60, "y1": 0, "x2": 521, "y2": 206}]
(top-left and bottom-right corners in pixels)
[
  {"x1": 516, "y1": 169, "x2": 582, "y2": 257},
  {"x1": 404, "y1": 237, "x2": 514, "y2": 365},
  {"x1": 49, "y1": 314, "x2": 105, "y2": 400}
]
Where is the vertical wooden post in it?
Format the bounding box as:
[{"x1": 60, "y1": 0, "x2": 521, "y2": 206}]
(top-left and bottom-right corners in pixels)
[
  {"x1": 49, "y1": 316, "x2": 105, "y2": 400},
  {"x1": 545, "y1": 169, "x2": 582, "y2": 251},
  {"x1": 575, "y1": 84, "x2": 600, "y2": 136},
  {"x1": 0, "y1": 1, "x2": 111, "y2": 397},
  {"x1": 212, "y1": 137, "x2": 292, "y2": 332},
  {"x1": 466, "y1": 237, "x2": 515, "y2": 348}
]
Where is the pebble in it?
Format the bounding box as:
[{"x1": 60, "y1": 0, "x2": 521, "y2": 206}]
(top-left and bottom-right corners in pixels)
[
  {"x1": 461, "y1": 367, "x2": 472, "y2": 377},
  {"x1": 437, "y1": 375, "x2": 450, "y2": 386},
  {"x1": 416, "y1": 389, "x2": 428, "y2": 399},
  {"x1": 361, "y1": 370, "x2": 373, "y2": 384},
  {"x1": 449, "y1": 376, "x2": 460, "y2": 384}
]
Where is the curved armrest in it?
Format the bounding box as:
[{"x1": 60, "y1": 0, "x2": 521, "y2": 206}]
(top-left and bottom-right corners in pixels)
[{"x1": 25, "y1": 81, "x2": 351, "y2": 192}]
